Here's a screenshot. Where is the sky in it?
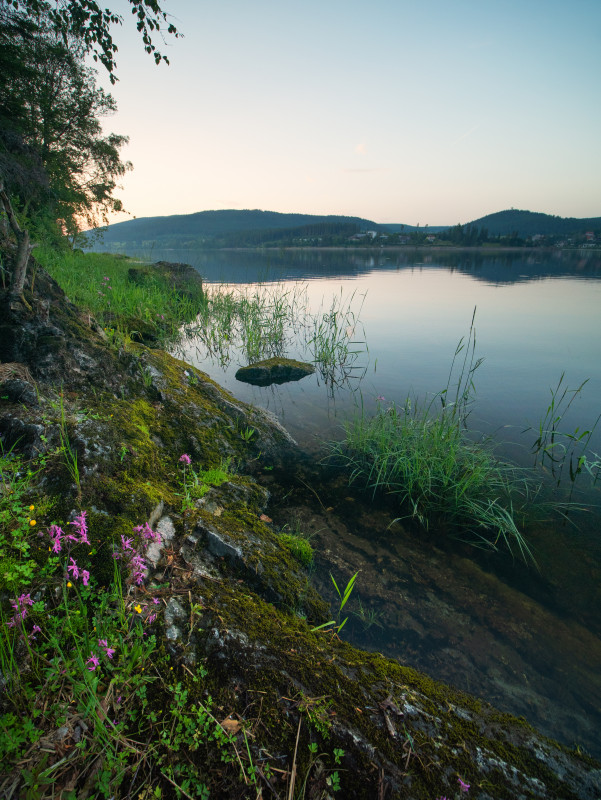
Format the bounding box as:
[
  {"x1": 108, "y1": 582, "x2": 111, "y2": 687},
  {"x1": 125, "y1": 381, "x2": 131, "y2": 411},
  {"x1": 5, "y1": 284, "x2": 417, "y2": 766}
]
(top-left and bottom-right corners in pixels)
[{"x1": 98, "y1": 0, "x2": 601, "y2": 226}]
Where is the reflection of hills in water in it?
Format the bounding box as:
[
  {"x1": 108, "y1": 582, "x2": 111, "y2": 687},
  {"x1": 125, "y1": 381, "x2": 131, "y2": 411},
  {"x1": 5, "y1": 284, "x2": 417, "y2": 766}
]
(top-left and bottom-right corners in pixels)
[{"x1": 107, "y1": 246, "x2": 601, "y2": 285}]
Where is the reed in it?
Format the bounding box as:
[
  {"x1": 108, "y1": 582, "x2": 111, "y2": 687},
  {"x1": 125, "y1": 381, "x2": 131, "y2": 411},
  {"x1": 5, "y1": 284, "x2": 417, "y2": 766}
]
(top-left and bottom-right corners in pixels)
[
  {"x1": 190, "y1": 282, "x2": 368, "y2": 386},
  {"x1": 306, "y1": 289, "x2": 367, "y2": 391},
  {"x1": 331, "y1": 313, "x2": 536, "y2": 563},
  {"x1": 525, "y1": 372, "x2": 601, "y2": 486}
]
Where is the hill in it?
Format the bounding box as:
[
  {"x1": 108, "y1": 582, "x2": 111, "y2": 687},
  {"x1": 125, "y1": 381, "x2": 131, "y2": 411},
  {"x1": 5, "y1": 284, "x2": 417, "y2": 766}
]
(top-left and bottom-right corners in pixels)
[
  {"x1": 91, "y1": 208, "x2": 601, "y2": 249},
  {"x1": 95, "y1": 209, "x2": 385, "y2": 247},
  {"x1": 457, "y1": 209, "x2": 601, "y2": 238}
]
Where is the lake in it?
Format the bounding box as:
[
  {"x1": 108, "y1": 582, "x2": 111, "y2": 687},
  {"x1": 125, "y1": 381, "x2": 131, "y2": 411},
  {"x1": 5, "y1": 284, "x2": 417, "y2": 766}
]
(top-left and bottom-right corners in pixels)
[{"x1": 109, "y1": 245, "x2": 601, "y2": 757}]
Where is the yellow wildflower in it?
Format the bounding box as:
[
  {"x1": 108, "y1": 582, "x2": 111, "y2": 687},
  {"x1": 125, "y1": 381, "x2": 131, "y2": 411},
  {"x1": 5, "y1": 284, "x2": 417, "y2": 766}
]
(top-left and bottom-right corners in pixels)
[
  {"x1": 134, "y1": 604, "x2": 142, "y2": 614},
  {"x1": 29, "y1": 519, "x2": 36, "y2": 526}
]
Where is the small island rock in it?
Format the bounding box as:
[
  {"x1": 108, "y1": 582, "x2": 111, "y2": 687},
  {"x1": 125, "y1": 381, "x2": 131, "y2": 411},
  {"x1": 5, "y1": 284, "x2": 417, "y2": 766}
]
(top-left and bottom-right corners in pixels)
[{"x1": 235, "y1": 357, "x2": 315, "y2": 386}]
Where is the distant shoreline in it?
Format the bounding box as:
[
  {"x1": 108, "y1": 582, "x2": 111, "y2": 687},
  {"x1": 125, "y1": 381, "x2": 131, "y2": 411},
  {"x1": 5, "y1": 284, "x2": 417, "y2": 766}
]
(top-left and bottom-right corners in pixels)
[{"x1": 215, "y1": 244, "x2": 598, "y2": 254}]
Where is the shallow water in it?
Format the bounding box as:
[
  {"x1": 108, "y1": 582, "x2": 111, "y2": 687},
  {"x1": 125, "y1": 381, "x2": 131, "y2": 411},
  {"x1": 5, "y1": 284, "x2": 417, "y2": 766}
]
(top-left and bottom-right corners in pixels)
[{"x1": 118, "y1": 244, "x2": 601, "y2": 756}]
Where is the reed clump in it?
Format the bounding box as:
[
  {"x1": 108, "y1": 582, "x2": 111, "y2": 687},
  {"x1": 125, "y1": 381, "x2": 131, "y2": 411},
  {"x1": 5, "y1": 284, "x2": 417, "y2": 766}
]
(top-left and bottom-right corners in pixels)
[{"x1": 331, "y1": 314, "x2": 536, "y2": 563}]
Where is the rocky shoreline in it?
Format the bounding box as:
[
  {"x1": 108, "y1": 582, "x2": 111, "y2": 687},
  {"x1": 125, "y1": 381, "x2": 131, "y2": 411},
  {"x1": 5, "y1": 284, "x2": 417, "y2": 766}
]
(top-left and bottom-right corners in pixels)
[{"x1": 1, "y1": 260, "x2": 600, "y2": 799}]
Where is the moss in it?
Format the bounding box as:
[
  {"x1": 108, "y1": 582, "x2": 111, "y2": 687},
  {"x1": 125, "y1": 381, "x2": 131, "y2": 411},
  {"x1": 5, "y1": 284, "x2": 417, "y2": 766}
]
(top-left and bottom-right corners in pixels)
[{"x1": 279, "y1": 532, "x2": 314, "y2": 566}]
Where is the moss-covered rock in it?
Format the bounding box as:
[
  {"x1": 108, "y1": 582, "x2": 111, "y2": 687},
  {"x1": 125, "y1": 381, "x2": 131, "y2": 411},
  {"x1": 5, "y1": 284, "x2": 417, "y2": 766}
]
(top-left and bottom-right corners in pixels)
[{"x1": 235, "y1": 356, "x2": 315, "y2": 386}]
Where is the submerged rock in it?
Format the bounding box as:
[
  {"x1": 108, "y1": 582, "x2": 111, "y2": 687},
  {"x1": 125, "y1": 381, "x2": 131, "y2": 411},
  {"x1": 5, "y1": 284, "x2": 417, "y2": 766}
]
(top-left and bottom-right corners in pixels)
[{"x1": 235, "y1": 356, "x2": 315, "y2": 386}]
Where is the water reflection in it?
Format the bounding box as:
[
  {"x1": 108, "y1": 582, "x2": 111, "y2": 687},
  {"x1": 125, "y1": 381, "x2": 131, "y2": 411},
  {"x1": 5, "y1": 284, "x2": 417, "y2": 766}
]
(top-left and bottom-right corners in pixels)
[{"x1": 104, "y1": 244, "x2": 601, "y2": 285}]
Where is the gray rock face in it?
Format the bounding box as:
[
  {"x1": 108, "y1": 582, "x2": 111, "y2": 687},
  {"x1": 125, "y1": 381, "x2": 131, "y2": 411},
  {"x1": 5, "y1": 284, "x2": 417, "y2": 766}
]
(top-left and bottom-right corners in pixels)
[{"x1": 235, "y1": 357, "x2": 315, "y2": 386}]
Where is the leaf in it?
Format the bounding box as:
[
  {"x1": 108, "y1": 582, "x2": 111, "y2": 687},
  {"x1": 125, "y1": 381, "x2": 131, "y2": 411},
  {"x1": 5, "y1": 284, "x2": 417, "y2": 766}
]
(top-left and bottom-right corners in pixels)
[{"x1": 220, "y1": 717, "x2": 241, "y2": 735}]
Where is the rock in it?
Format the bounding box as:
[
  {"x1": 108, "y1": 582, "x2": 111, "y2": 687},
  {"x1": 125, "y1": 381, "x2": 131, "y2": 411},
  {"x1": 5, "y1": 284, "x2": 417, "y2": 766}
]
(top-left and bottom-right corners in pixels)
[
  {"x1": 0, "y1": 378, "x2": 38, "y2": 406},
  {"x1": 235, "y1": 357, "x2": 315, "y2": 386}
]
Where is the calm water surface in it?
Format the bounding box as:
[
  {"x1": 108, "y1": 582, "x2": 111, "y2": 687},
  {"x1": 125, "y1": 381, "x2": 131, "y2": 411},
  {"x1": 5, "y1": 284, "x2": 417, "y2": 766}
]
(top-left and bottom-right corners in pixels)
[{"x1": 117, "y1": 246, "x2": 601, "y2": 757}]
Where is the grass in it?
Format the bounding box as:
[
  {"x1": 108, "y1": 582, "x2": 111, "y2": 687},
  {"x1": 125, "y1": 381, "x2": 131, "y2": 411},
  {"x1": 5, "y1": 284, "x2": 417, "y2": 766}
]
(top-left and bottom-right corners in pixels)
[
  {"x1": 330, "y1": 313, "x2": 537, "y2": 563},
  {"x1": 306, "y1": 289, "x2": 367, "y2": 392},
  {"x1": 38, "y1": 247, "x2": 368, "y2": 387},
  {"x1": 188, "y1": 282, "x2": 368, "y2": 390},
  {"x1": 525, "y1": 371, "x2": 601, "y2": 487},
  {"x1": 36, "y1": 247, "x2": 204, "y2": 346},
  {"x1": 191, "y1": 282, "x2": 307, "y2": 368},
  {"x1": 0, "y1": 491, "x2": 237, "y2": 799}
]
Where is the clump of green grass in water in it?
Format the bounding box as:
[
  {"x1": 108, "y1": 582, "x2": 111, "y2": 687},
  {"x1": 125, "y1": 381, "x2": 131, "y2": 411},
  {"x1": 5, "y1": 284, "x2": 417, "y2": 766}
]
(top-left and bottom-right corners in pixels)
[
  {"x1": 189, "y1": 282, "x2": 368, "y2": 393},
  {"x1": 525, "y1": 371, "x2": 601, "y2": 488},
  {"x1": 331, "y1": 313, "x2": 536, "y2": 564},
  {"x1": 192, "y1": 282, "x2": 308, "y2": 368},
  {"x1": 306, "y1": 288, "x2": 368, "y2": 394}
]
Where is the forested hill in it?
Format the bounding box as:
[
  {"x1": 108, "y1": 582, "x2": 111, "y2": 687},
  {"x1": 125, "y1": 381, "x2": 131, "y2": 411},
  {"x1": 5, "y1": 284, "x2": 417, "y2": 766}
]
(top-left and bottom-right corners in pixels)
[
  {"x1": 464, "y1": 209, "x2": 601, "y2": 238},
  {"x1": 96, "y1": 209, "x2": 382, "y2": 247},
  {"x1": 93, "y1": 208, "x2": 601, "y2": 249}
]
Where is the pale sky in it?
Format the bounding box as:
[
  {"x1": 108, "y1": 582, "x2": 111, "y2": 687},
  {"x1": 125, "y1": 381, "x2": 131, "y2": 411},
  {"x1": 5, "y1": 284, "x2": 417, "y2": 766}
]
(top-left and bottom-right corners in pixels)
[{"x1": 99, "y1": 0, "x2": 601, "y2": 227}]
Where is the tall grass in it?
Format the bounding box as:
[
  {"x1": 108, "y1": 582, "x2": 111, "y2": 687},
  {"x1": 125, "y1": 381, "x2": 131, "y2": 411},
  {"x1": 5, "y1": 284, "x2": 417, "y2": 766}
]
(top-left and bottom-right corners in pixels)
[
  {"x1": 190, "y1": 282, "x2": 368, "y2": 388},
  {"x1": 36, "y1": 247, "x2": 204, "y2": 344},
  {"x1": 330, "y1": 312, "x2": 536, "y2": 563},
  {"x1": 191, "y1": 282, "x2": 308, "y2": 367},
  {"x1": 525, "y1": 372, "x2": 601, "y2": 487},
  {"x1": 306, "y1": 289, "x2": 367, "y2": 393}
]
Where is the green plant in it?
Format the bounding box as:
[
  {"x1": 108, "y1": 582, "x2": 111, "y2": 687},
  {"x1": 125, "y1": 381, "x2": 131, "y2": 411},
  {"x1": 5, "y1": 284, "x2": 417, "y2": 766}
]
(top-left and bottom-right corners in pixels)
[
  {"x1": 294, "y1": 738, "x2": 345, "y2": 799},
  {"x1": 36, "y1": 249, "x2": 204, "y2": 349},
  {"x1": 526, "y1": 372, "x2": 601, "y2": 486},
  {"x1": 279, "y1": 533, "x2": 314, "y2": 567},
  {"x1": 0, "y1": 509, "x2": 245, "y2": 798},
  {"x1": 240, "y1": 426, "x2": 255, "y2": 443},
  {"x1": 312, "y1": 572, "x2": 359, "y2": 635},
  {"x1": 307, "y1": 289, "x2": 367, "y2": 394},
  {"x1": 0, "y1": 448, "x2": 40, "y2": 592},
  {"x1": 58, "y1": 392, "x2": 81, "y2": 499},
  {"x1": 330, "y1": 313, "x2": 537, "y2": 563},
  {"x1": 353, "y1": 597, "x2": 382, "y2": 631}
]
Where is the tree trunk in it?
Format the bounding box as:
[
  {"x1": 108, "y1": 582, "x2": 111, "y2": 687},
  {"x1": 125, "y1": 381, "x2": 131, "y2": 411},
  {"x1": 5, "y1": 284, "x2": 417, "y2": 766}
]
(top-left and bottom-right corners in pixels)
[
  {"x1": 0, "y1": 173, "x2": 34, "y2": 307},
  {"x1": 11, "y1": 227, "x2": 33, "y2": 299}
]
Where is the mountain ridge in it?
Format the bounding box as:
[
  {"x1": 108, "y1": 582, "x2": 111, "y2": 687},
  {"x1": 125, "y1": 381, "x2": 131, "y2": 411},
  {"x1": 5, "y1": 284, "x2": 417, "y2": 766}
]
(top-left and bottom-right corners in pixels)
[{"x1": 93, "y1": 208, "x2": 601, "y2": 247}]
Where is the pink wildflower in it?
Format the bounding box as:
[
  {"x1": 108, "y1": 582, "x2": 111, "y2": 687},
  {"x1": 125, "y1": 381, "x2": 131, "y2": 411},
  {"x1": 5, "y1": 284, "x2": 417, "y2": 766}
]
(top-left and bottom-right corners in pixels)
[
  {"x1": 82, "y1": 570, "x2": 90, "y2": 587},
  {"x1": 49, "y1": 524, "x2": 63, "y2": 553},
  {"x1": 67, "y1": 558, "x2": 80, "y2": 580},
  {"x1": 8, "y1": 594, "x2": 33, "y2": 626},
  {"x1": 18, "y1": 593, "x2": 33, "y2": 609},
  {"x1": 152, "y1": 597, "x2": 160, "y2": 605},
  {"x1": 120, "y1": 535, "x2": 134, "y2": 551},
  {"x1": 458, "y1": 778, "x2": 470, "y2": 793},
  {"x1": 28, "y1": 624, "x2": 42, "y2": 642},
  {"x1": 134, "y1": 522, "x2": 160, "y2": 542},
  {"x1": 86, "y1": 653, "x2": 100, "y2": 671},
  {"x1": 98, "y1": 639, "x2": 115, "y2": 659},
  {"x1": 70, "y1": 511, "x2": 90, "y2": 545},
  {"x1": 147, "y1": 613, "x2": 157, "y2": 624},
  {"x1": 179, "y1": 453, "x2": 191, "y2": 466}
]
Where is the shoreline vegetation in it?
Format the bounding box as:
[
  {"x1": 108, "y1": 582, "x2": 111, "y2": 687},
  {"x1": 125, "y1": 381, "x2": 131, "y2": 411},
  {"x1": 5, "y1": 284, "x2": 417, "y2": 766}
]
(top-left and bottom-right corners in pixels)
[{"x1": 1, "y1": 247, "x2": 600, "y2": 798}]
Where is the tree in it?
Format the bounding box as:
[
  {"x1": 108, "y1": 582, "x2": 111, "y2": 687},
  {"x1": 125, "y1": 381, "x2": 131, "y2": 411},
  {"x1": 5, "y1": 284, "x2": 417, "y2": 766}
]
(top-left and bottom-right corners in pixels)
[
  {"x1": 1, "y1": 9, "x2": 132, "y2": 238},
  {"x1": 0, "y1": 0, "x2": 179, "y2": 302},
  {"x1": 4, "y1": 0, "x2": 180, "y2": 82}
]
